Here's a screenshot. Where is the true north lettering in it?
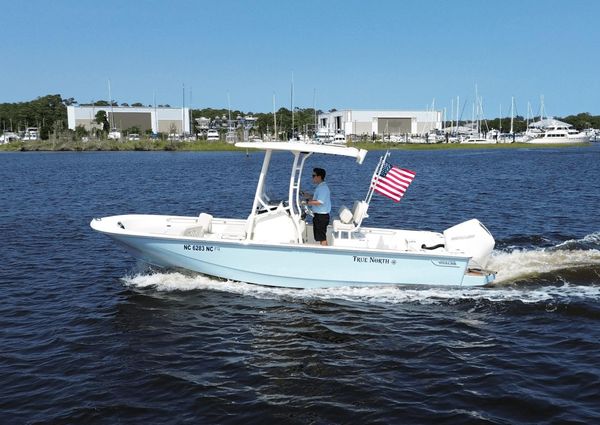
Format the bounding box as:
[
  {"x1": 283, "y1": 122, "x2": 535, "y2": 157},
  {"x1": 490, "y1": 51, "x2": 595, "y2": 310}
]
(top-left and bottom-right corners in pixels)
[{"x1": 353, "y1": 255, "x2": 390, "y2": 265}]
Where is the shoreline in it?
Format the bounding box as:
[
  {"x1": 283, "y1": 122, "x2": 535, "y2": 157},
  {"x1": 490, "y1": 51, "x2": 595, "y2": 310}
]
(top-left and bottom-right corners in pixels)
[{"x1": 0, "y1": 140, "x2": 593, "y2": 152}]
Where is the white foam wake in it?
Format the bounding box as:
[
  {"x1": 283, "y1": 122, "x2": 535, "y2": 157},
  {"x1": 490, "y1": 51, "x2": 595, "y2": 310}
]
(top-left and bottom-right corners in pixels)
[
  {"x1": 121, "y1": 268, "x2": 600, "y2": 305},
  {"x1": 489, "y1": 248, "x2": 600, "y2": 283}
]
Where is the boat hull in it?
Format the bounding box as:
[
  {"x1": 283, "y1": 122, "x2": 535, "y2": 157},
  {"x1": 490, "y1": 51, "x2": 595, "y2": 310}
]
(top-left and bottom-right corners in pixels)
[
  {"x1": 93, "y1": 220, "x2": 493, "y2": 288},
  {"x1": 526, "y1": 135, "x2": 590, "y2": 144}
]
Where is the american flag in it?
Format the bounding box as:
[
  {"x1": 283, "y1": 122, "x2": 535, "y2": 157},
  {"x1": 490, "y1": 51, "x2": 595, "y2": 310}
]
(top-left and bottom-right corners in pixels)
[{"x1": 372, "y1": 162, "x2": 416, "y2": 202}]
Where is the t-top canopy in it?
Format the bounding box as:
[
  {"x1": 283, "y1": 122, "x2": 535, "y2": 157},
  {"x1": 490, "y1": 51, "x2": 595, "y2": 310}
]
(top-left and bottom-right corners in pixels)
[
  {"x1": 528, "y1": 118, "x2": 572, "y2": 129},
  {"x1": 235, "y1": 141, "x2": 368, "y2": 164}
]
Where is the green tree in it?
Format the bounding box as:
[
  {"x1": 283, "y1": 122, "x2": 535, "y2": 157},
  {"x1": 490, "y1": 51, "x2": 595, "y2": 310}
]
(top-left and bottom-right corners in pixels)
[
  {"x1": 95, "y1": 110, "x2": 110, "y2": 132},
  {"x1": 75, "y1": 125, "x2": 89, "y2": 138}
]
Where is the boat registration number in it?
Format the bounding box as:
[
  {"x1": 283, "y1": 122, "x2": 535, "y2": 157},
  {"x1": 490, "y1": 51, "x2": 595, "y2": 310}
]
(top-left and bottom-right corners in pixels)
[{"x1": 183, "y1": 244, "x2": 219, "y2": 252}]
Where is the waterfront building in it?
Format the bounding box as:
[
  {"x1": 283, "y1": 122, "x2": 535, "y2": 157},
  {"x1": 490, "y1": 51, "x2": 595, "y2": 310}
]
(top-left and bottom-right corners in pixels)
[
  {"x1": 67, "y1": 105, "x2": 191, "y2": 135},
  {"x1": 317, "y1": 109, "x2": 442, "y2": 137}
]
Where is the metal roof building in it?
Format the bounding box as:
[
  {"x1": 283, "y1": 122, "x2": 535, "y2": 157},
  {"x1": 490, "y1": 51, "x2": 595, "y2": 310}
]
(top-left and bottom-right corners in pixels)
[
  {"x1": 318, "y1": 110, "x2": 442, "y2": 136},
  {"x1": 67, "y1": 105, "x2": 191, "y2": 134}
]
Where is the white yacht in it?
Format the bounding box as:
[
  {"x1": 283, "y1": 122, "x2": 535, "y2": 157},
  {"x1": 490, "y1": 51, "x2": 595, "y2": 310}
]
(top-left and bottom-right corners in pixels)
[
  {"x1": 22, "y1": 127, "x2": 39, "y2": 141},
  {"x1": 331, "y1": 133, "x2": 347, "y2": 145},
  {"x1": 315, "y1": 128, "x2": 334, "y2": 144},
  {"x1": 206, "y1": 129, "x2": 219, "y2": 141},
  {"x1": 91, "y1": 142, "x2": 496, "y2": 289},
  {"x1": 526, "y1": 118, "x2": 590, "y2": 144}
]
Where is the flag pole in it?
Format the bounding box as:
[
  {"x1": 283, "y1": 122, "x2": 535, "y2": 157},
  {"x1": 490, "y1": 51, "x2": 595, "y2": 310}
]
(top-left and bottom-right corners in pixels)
[{"x1": 365, "y1": 150, "x2": 390, "y2": 204}]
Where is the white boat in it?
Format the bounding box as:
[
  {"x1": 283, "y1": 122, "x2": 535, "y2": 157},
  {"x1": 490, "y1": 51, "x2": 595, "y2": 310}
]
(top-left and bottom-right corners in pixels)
[
  {"x1": 107, "y1": 129, "x2": 122, "y2": 140},
  {"x1": 22, "y1": 127, "x2": 39, "y2": 141},
  {"x1": 91, "y1": 142, "x2": 496, "y2": 288},
  {"x1": 206, "y1": 129, "x2": 219, "y2": 141},
  {"x1": 0, "y1": 131, "x2": 20, "y2": 144},
  {"x1": 460, "y1": 136, "x2": 492, "y2": 144},
  {"x1": 331, "y1": 133, "x2": 347, "y2": 145},
  {"x1": 315, "y1": 128, "x2": 334, "y2": 144},
  {"x1": 525, "y1": 118, "x2": 590, "y2": 144}
]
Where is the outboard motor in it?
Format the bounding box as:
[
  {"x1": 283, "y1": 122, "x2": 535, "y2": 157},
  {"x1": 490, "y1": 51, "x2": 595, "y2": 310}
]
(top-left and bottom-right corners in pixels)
[{"x1": 443, "y1": 219, "x2": 495, "y2": 269}]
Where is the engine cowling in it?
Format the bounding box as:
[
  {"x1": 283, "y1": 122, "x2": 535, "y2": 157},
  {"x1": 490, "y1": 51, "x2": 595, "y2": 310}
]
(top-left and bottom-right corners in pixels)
[{"x1": 443, "y1": 219, "x2": 495, "y2": 268}]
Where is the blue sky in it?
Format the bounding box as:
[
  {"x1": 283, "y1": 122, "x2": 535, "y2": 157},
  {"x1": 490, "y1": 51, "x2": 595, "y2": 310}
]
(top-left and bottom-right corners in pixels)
[{"x1": 2, "y1": 0, "x2": 599, "y2": 117}]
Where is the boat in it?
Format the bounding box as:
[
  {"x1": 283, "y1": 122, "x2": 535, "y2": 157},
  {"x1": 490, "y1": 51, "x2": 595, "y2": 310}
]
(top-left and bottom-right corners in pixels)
[
  {"x1": 315, "y1": 128, "x2": 334, "y2": 144},
  {"x1": 460, "y1": 136, "x2": 492, "y2": 144},
  {"x1": 206, "y1": 129, "x2": 219, "y2": 141},
  {"x1": 525, "y1": 118, "x2": 590, "y2": 144},
  {"x1": 22, "y1": 127, "x2": 39, "y2": 141},
  {"x1": 107, "y1": 129, "x2": 122, "y2": 140},
  {"x1": 0, "y1": 131, "x2": 20, "y2": 144},
  {"x1": 331, "y1": 133, "x2": 347, "y2": 145},
  {"x1": 91, "y1": 142, "x2": 496, "y2": 288}
]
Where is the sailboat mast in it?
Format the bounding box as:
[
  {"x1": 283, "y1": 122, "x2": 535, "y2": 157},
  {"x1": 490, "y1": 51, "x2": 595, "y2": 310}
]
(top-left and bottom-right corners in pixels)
[
  {"x1": 108, "y1": 79, "x2": 115, "y2": 129},
  {"x1": 456, "y1": 95, "x2": 459, "y2": 135},
  {"x1": 313, "y1": 88, "x2": 317, "y2": 137},
  {"x1": 475, "y1": 84, "x2": 478, "y2": 135},
  {"x1": 273, "y1": 93, "x2": 277, "y2": 141},
  {"x1": 153, "y1": 91, "x2": 157, "y2": 134},
  {"x1": 499, "y1": 104, "x2": 502, "y2": 134},
  {"x1": 290, "y1": 73, "x2": 294, "y2": 139},
  {"x1": 510, "y1": 96, "x2": 514, "y2": 134}
]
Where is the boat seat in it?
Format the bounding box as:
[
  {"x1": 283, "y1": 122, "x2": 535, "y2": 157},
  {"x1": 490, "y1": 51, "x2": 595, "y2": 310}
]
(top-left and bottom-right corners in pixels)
[
  {"x1": 338, "y1": 205, "x2": 353, "y2": 224},
  {"x1": 333, "y1": 201, "x2": 369, "y2": 237},
  {"x1": 182, "y1": 213, "x2": 213, "y2": 237}
]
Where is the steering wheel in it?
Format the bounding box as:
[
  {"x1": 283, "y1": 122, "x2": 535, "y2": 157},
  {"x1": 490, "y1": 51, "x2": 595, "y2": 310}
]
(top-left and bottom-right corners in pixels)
[{"x1": 301, "y1": 201, "x2": 313, "y2": 219}]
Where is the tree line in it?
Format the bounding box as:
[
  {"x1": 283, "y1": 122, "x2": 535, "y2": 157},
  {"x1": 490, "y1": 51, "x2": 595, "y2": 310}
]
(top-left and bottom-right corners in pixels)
[
  {"x1": 0, "y1": 95, "x2": 67, "y2": 140},
  {"x1": 2, "y1": 94, "x2": 599, "y2": 140}
]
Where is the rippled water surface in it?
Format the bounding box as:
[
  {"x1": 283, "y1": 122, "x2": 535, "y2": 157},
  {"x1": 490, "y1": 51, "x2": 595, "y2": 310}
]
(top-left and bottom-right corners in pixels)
[{"x1": 1, "y1": 146, "x2": 600, "y2": 424}]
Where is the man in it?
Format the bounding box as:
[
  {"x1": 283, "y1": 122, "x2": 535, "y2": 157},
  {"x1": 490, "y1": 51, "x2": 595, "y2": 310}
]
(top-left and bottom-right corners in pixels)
[{"x1": 304, "y1": 167, "x2": 331, "y2": 246}]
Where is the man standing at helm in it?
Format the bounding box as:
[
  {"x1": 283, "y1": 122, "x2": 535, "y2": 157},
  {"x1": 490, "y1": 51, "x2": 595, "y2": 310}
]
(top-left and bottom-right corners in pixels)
[{"x1": 304, "y1": 167, "x2": 331, "y2": 246}]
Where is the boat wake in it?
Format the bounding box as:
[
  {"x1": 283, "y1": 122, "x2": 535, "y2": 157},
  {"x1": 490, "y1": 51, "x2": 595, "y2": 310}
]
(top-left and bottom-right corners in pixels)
[
  {"x1": 490, "y1": 248, "x2": 600, "y2": 284},
  {"x1": 121, "y1": 270, "x2": 600, "y2": 305}
]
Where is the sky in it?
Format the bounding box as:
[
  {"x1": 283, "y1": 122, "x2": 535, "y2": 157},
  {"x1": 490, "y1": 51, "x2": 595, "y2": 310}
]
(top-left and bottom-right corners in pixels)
[{"x1": 2, "y1": 0, "x2": 599, "y2": 118}]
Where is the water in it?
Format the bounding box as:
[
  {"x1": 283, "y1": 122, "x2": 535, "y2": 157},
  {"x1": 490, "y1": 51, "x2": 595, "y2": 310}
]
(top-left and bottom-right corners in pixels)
[{"x1": 1, "y1": 146, "x2": 600, "y2": 424}]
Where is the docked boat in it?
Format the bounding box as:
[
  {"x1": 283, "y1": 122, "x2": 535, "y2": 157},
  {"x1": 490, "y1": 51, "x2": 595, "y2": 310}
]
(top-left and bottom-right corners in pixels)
[
  {"x1": 91, "y1": 142, "x2": 496, "y2": 288},
  {"x1": 107, "y1": 129, "x2": 122, "y2": 140},
  {"x1": 460, "y1": 136, "x2": 492, "y2": 144},
  {"x1": 525, "y1": 118, "x2": 590, "y2": 144},
  {"x1": 206, "y1": 129, "x2": 219, "y2": 141}
]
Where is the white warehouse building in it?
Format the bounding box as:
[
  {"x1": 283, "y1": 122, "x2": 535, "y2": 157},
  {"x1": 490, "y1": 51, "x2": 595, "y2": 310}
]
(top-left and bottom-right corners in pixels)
[
  {"x1": 317, "y1": 110, "x2": 442, "y2": 136},
  {"x1": 67, "y1": 105, "x2": 191, "y2": 134}
]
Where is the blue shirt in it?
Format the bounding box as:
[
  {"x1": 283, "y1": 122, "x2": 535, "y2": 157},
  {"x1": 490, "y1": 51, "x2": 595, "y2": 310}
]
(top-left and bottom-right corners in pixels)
[{"x1": 312, "y1": 182, "x2": 331, "y2": 214}]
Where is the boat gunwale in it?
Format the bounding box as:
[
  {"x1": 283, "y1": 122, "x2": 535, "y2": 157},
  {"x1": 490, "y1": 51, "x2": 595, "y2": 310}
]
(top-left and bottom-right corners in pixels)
[{"x1": 91, "y1": 216, "x2": 473, "y2": 262}]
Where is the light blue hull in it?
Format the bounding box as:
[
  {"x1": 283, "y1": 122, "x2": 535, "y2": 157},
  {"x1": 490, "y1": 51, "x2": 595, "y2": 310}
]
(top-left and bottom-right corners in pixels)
[{"x1": 107, "y1": 232, "x2": 493, "y2": 288}]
